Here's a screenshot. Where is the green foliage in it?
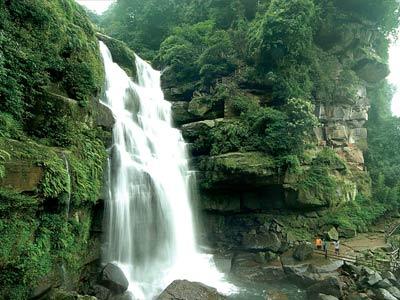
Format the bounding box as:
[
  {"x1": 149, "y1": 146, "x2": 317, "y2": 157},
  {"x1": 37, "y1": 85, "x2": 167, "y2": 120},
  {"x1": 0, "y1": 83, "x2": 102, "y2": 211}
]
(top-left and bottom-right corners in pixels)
[
  {"x1": 0, "y1": 0, "x2": 104, "y2": 124},
  {"x1": 320, "y1": 194, "x2": 387, "y2": 232},
  {"x1": 248, "y1": 0, "x2": 316, "y2": 66},
  {"x1": 295, "y1": 149, "x2": 348, "y2": 207}
]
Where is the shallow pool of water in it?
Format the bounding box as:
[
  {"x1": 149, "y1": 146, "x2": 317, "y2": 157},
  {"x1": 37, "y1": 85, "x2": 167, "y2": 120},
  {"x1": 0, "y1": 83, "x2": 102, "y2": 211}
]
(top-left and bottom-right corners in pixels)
[{"x1": 226, "y1": 277, "x2": 306, "y2": 300}]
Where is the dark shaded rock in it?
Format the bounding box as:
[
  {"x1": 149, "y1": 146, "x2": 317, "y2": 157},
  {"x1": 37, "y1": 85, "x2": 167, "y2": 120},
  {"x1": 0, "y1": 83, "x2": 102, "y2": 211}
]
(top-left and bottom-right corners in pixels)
[
  {"x1": 171, "y1": 102, "x2": 200, "y2": 125},
  {"x1": 231, "y1": 252, "x2": 286, "y2": 282},
  {"x1": 99, "y1": 263, "x2": 129, "y2": 294},
  {"x1": 353, "y1": 58, "x2": 389, "y2": 83},
  {"x1": 201, "y1": 193, "x2": 240, "y2": 213},
  {"x1": 293, "y1": 243, "x2": 314, "y2": 261},
  {"x1": 181, "y1": 120, "x2": 216, "y2": 141},
  {"x1": 306, "y1": 277, "x2": 343, "y2": 299},
  {"x1": 92, "y1": 99, "x2": 115, "y2": 131},
  {"x1": 162, "y1": 81, "x2": 196, "y2": 102},
  {"x1": 342, "y1": 262, "x2": 362, "y2": 277},
  {"x1": 241, "y1": 232, "x2": 281, "y2": 252},
  {"x1": 377, "y1": 279, "x2": 392, "y2": 289},
  {"x1": 92, "y1": 284, "x2": 111, "y2": 300},
  {"x1": 157, "y1": 280, "x2": 226, "y2": 300}
]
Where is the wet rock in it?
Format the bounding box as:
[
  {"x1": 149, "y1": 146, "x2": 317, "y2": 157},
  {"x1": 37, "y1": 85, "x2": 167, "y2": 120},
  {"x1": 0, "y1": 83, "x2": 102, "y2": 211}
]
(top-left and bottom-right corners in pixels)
[
  {"x1": 92, "y1": 284, "x2": 111, "y2": 300},
  {"x1": 213, "y1": 255, "x2": 232, "y2": 274},
  {"x1": 306, "y1": 276, "x2": 343, "y2": 299},
  {"x1": 157, "y1": 279, "x2": 226, "y2": 300},
  {"x1": 241, "y1": 232, "x2": 282, "y2": 252},
  {"x1": 231, "y1": 252, "x2": 286, "y2": 282},
  {"x1": 327, "y1": 227, "x2": 339, "y2": 241},
  {"x1": 292, "y1": 243, "x2": 314, "y2": 261},
  {"x1": 171, "y1": 102, "x2": 200, "y2": 125},
  {"x1": 99, "y1": 263, "x2": 129, "y2": 294},
  {"x1": 374, "y1": 288, "x2": 397, "y2": 300}
]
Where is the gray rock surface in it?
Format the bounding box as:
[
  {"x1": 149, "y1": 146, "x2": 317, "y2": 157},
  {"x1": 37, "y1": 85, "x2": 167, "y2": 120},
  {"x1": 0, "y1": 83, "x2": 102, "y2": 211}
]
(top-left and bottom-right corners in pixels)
[
  {"x1": 157, "y1": 280, "x2": 226, "y2": 300},
  {"x1": 99, "y1": 263, "x2": 129, "y2": 294}
]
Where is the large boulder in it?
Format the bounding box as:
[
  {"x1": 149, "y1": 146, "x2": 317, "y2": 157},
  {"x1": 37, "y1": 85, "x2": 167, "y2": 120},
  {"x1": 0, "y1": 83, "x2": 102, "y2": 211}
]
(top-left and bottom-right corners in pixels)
[
  {"x1": 231, "y1": 252, "x2": 286, "y2": 282},
  {"x1": 306, "y1": 277, "x2": 343, "y2": 299},
  {"x1": 241, "y1": 232, "x2": 282, "y2": 252},
  {"x1": 293, "y1": 243, "x2": 314, "y2": 261},
  {"x1": 99, "y1": 263, "x2": 129, "y2": 294},
  {"x1": 157, "y1": 280, "x2": 226, "y2": 300},
  {"x1": 171, "y1": 102, "x2": 200, "y2": 125},
  {"x1": 327, "y1": 227, "x2": 339, "y2": 241}
]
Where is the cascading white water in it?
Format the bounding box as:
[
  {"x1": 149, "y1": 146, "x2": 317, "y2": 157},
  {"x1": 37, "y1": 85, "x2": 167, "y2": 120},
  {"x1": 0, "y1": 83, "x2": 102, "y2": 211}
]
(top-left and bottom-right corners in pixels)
[{"x1": 99, "y1": 42, "x2": 235, "y2": 299}]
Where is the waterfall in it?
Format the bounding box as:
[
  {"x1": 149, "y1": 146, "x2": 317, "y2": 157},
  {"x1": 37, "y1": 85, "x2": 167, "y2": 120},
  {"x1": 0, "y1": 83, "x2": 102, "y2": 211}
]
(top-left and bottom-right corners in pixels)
[{"x1": 99, "y1": 42, "x2": 234, "y2": 299}]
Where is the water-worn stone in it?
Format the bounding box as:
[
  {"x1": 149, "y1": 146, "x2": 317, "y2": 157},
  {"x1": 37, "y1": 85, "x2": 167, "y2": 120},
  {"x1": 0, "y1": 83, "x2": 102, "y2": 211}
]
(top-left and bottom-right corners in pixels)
[
  {"x1": 292, "y1": 243, "x2": 314, "y2": 261},
  {"x1": 157, "y1": 280, "x2": 226, "y2": 300},
  {"x1": 306, "y1": 277, "x2": 343, "y2": 299},
  {"x1": 99, "y1": 263, "x2": 129, "y2": 294}
]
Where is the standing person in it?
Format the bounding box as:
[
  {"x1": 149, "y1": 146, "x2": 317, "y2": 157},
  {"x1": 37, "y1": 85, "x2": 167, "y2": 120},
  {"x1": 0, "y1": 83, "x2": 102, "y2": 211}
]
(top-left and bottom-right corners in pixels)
[
  {"x1": 333, "y1": 240, "x2": 340, "y2": 256},
  {"x1": 323, "y1": 238, "x2": 328, "y2": 259},
  {"x1": 315, "y1": 236, "x2": 322, "y2": 250}
]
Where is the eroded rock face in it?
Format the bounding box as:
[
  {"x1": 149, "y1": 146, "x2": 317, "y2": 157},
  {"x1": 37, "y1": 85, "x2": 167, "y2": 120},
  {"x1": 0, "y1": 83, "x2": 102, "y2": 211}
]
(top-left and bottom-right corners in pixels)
[{"x1": 157, "y1": 280, "x2": 226, "y2": 300}]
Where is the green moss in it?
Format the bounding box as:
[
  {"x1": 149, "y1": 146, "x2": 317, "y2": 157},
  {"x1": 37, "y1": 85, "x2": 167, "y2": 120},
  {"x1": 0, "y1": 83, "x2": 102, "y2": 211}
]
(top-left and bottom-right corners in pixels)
[{"x1": 97, "y1": 33, "x2": 137, "y2": 80}]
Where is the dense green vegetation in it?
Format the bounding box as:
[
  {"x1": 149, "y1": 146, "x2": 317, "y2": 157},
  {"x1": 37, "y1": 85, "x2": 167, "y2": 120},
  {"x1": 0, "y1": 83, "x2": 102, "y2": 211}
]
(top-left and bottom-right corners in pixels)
[
  {"x1": 100, "y1": 0, "x2": 400, "y2": 218},
  {"x1": 0, "y1": 0, "x2": 108, "y2": 298}
]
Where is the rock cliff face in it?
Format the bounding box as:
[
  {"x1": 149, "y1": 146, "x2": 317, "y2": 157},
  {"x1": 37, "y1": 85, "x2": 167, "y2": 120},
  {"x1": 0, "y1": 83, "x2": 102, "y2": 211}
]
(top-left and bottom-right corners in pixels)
[
  {"x1": 0, "y1": 1, "x2": 113, "y2": 298},
  {"x1": 162, "y1": 3, "x2": 389, "y2": 260}
]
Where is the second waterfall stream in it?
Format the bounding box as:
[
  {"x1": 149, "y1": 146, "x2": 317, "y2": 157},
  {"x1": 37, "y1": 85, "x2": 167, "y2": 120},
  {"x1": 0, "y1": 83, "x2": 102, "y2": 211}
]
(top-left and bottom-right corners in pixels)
[{"x1": 99, "y1": 42, "x2": 235, "y2": 299}]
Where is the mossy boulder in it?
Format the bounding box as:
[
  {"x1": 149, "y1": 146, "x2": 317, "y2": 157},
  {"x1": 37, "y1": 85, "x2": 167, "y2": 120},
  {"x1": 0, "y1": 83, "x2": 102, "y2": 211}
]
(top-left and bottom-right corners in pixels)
[
  {"x1": 96, "y1": 32, "x2": 137, "y2": 80},
  {"x1": 194, "y1": 152, "x2": 279, "y2": 190}
]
